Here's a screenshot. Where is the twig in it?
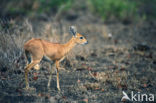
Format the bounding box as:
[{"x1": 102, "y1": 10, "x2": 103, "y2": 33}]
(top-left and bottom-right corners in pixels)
[{"x1": 88, "y1": 71, "x2": 98, "y2": 81}]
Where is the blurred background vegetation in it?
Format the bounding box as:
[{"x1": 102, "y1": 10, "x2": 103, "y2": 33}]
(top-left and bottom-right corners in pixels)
[{"x1": 0, "y1": 0, "x2": 156, "y2": 21}]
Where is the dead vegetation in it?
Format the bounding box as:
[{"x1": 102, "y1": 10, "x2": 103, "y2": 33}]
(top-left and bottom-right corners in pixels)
[{"x1": 0, "y1": 18, "x2": 156, "y2": 103}]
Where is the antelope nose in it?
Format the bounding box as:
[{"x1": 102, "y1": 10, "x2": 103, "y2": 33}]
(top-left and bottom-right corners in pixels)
[{"x1": 85, "y1": 41, "x2": 88, "y2": 44}]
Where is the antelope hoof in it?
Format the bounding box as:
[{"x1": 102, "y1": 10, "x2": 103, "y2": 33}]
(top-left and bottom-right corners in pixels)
[
  {"x1": 57, "y1": 87, "x2": 61, "y2": 91},
  {"x1": 47, "y1": 83, "x2": 50, "y2": 88}
]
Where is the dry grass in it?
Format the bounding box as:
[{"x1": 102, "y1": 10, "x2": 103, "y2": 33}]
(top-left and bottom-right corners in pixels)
[{"x1": 0, "y1": 18, "x2": 156, "y2": 103}]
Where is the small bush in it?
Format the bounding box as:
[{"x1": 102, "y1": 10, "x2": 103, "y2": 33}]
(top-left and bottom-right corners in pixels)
[
  {"x1": 36, "y1": 0, "x2": 73, "y2": 13},
  {"x1": 87, "y1": 0, "x2": 138, "y2": 20},
  {"x1": 136, "y1": 0, "x2": 156, "y2": 20},
  {"x1": 6, "y1": 0, "x2": 73, "y2": 15},
  {"x1": 2, "y1": 0, "x2": 156, "y2": 20}
]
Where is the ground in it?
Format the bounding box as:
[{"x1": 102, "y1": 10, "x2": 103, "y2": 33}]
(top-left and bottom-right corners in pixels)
[{"x1": 0, "y1": 16, "x2": 156, "y2": 103}]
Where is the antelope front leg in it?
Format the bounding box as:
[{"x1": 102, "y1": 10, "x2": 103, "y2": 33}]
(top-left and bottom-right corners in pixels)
[
  {"x1": 24, "y1": 68, "x2": 29, "y2": 89},
  {"x1": 59, "y1": 56, "x2": 66, "y2": 70},
  {"x1": 56, "y1": 61, "x2": 61, "y2": 91},
  {"x1": 47, "y1": 63, "x2": 53, "y2": 88}
]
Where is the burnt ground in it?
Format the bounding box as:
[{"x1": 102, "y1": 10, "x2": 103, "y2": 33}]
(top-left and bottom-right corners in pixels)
[{"x1": 0, "y1": 16, "x2": 156, "y2": 103}]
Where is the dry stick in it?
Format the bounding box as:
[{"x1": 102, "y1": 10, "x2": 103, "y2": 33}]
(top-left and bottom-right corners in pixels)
[
  {"x1": 0, "y1": 31, "x2": 8, "y2": 68},
  {"x1": 59, "y1": 21, "x2": 63, "y2": 41},
  {"x1": 2, "y1": 18, "x2": 23, "y2": 67},
  {"x1": 25, "y1": 19, "x2": 33, "y2": 33},
  {"x1": 0, "y1": 18, "x2": 16, "y2": 53},
  {"x1": 54, "y1": 4, "x2": 66, "y2": 21},
  {"x1": 7, "y1": 29, "x2": 18, "y2": 49},
  {"x1": 0, "y1": 17, "x2": 18, "y2": 49},
  {"x1": 88, "y1": 71, "x2": 98, "y2": 81}
]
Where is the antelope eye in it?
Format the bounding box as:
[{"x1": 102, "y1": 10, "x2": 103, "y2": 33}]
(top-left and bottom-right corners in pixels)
[{"x1": 80, "y1": 37, "x2": 83, "y2": 39}]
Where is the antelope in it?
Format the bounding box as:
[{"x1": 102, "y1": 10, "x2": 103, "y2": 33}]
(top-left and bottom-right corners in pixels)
[{"x1": 24, "y1": 26, "x2": 88, "y2": 91}]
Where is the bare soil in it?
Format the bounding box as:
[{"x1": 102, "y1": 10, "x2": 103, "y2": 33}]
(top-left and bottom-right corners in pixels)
[{"x1": 0, "y1": 16, "x2": 156, "y2": 103}]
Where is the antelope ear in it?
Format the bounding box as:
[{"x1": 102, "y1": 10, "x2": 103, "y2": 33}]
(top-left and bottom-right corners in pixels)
[{"x1": 69, "y1": 26, "x2": 77, "y2": 36}]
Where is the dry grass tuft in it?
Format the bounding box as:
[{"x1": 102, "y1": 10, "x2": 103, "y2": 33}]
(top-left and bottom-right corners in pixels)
[{"x1": 84, "y1": 82, "x2": 100, "y2": 90}]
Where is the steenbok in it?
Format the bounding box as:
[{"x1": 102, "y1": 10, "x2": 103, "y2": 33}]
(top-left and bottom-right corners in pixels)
[{"x1": 24, "y1": 26, "x2": 88, "y2": 91}]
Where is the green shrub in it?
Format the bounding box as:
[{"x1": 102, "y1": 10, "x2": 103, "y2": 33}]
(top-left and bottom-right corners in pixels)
[
  {"x1": 37, "y1": 0, "x2": 73, "y2": 13},
  {"x1": 4, "y1": 0, "x2": 156, "y2": 20},
  {"x1": 136, "y1": 0, "x2": 156, "y2": 20},
  {"x1": 87, "y1": 0, "x2": 138, "y2": 20},
  {"x1": 7, "y1": 0, "x2": 73, "y2": 15}
]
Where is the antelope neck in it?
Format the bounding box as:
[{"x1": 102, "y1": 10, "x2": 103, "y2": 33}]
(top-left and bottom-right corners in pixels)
[{"x1": 63, "y1": 37, "x2": 76, "y2": 54}]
